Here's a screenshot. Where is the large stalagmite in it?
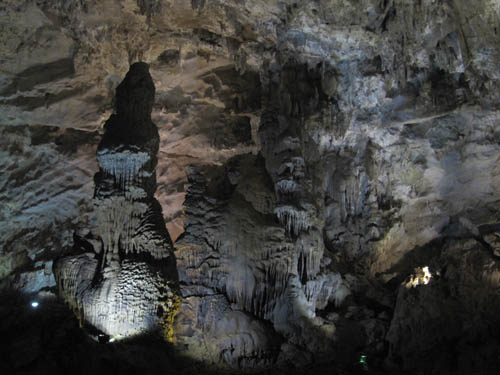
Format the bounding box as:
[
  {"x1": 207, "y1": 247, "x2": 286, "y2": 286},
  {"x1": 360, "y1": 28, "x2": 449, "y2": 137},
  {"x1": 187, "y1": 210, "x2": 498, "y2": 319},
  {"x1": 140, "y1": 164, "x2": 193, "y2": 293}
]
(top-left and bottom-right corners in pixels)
[{"x1": 54, "y1": 62, "x2": 180, "y2": 341}]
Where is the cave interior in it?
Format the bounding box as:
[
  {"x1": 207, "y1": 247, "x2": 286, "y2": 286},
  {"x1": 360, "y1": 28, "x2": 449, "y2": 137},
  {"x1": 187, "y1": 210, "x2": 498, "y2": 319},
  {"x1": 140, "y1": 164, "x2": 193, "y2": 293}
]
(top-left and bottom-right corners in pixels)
[{"x1": 1, "y1": 1, "x2": 500, "y2": 374}]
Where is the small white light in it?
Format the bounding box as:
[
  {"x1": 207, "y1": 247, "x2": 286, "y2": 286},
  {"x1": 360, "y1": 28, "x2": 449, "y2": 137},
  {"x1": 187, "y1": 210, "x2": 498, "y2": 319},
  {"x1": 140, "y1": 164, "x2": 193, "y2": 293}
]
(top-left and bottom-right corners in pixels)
[
  {"x1": 109, "y1": 338, "x2": 116, "y2": 343},
  {"x1": 405, "y1": 266, "x2": 433, "y2": 288},
  {"x1": 422, "y1": 266, "x2": 432, "y2": 285},
  {"x1": 31, "y1": 301, "x2": 39, "y2": 308}
]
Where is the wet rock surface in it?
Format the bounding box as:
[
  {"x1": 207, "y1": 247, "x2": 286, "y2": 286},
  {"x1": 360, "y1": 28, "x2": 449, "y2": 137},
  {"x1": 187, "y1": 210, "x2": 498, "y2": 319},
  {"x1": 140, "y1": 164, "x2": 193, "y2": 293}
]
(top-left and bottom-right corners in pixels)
[{"x1": 1, "y1": 1, "x2": 500, "y2": 374}]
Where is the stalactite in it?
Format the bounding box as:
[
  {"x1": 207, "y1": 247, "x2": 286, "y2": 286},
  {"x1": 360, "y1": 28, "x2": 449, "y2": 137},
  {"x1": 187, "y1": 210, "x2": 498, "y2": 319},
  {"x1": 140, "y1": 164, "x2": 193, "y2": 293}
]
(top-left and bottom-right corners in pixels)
[{"x1": 274, "y1": 205, "x2": 311, "y2": 236}]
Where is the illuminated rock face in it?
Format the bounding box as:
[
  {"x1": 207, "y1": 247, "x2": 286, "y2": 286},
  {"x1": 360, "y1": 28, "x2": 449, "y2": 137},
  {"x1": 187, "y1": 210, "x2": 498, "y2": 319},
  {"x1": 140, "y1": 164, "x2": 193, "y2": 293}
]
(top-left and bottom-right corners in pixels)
[
  {"x1": 54, "y1": 63, "x2": 180, "y2": 340},
  {"x1": 1, "y1": 1, "x2": 500, "y2": 374},
  {"x1": 172, "y1": 63, "x2": 353, "y2": 369}
]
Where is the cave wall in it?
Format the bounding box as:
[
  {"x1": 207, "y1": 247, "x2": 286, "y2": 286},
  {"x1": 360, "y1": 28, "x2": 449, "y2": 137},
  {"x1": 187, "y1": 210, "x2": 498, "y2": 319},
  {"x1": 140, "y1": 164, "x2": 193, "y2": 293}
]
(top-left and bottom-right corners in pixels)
[{"x1": 2, "y1": 0, "x2": 500, "y2": 373}]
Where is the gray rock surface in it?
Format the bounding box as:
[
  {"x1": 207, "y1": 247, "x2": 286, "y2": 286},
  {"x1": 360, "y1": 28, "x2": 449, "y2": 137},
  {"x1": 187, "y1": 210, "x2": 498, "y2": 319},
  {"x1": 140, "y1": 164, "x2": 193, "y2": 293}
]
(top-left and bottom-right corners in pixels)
[{"x1": 1, "y1": 0, "x2": 500, "y2": 373}]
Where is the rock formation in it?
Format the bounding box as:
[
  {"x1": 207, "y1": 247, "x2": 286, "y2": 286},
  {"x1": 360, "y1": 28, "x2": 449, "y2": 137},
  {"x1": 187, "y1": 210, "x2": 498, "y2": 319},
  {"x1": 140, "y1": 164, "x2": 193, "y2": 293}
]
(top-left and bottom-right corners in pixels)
[
  {"x1": 1, "y1": 1, "x2": 500, "y2": 374},
  {"x1": 54, "y1": 62, "x2": 180, "y2": 341}
]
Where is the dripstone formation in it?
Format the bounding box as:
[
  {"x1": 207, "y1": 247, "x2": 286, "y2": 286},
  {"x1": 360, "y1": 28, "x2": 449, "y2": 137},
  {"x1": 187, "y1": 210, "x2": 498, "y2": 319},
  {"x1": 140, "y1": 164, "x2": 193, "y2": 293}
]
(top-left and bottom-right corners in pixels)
[
  {"x1": 2, "y1": 1, "x2": 500, "y2": 374},
  {"x1": 54, "y1": 62, "x2": 180, "y2": 341}
]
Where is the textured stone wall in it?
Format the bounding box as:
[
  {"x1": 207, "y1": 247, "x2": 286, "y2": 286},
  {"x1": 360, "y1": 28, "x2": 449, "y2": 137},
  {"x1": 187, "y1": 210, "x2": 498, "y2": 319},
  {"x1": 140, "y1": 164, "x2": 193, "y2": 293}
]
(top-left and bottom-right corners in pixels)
[{"x1": 1, "y1": 0, "x2": 500, "y2": 373}]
